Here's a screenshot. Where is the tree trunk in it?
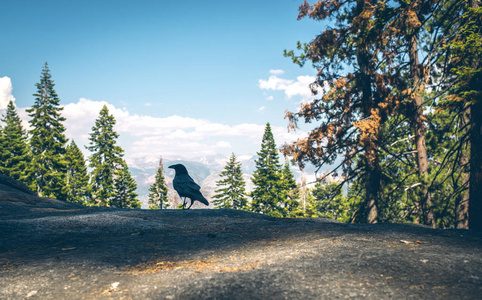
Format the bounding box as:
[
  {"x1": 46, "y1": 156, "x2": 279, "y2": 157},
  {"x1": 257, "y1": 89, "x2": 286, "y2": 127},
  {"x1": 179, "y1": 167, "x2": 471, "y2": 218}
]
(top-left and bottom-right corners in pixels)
[
  {"x1": 468, "y1": 0, "x2": 481, "y2": 231},
  {"x1": 456, "y1": 111, "x2": 470, "y2": 229},
  {"x1": 359, "y1": 57, "x2": 380, "y2": 224},
  {"x1": 456, "y1": 187, "x2": 470, "y2": 229},
  {"x1": 408, "y1": 34, "x2": 435, "y2": 227},
  {"x1": 469, "y1": 79, "x2": 482, "y2": 231},
  {"x1": 365, "y1": 150, "x2": 380, "y2": 223},
  {"x1": 356, "y1": 0, "x2": 379, "y2": 223}
]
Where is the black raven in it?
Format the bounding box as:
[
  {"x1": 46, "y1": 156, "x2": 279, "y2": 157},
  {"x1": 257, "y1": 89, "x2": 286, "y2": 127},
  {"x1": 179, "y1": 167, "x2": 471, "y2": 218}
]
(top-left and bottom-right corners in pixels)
[{"x1": 168, "y1": 164, "x2": 209, "y2": 209}]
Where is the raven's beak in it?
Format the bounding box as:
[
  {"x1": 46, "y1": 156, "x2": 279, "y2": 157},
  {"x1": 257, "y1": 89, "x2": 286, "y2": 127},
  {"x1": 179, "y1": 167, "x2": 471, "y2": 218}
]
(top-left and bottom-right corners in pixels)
[{"x1": 168, "y1": 165, "x2": 174, "y2": 169}]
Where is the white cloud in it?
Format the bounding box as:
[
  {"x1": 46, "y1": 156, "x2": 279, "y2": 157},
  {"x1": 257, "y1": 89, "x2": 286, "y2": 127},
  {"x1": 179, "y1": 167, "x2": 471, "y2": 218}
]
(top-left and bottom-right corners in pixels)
[
  {"x1": 269, "y1": 69, "x2": 285, "y2": 75},
  {"x1": 266, "y1": 95, "x2": 274, "y2": 101},
  {"x1": 0, "y1": 76, "x2": 16, "y2": 109},
  {"x1": 258, "y1": 75, "x2": 293, "y2": 91},
  {"x1": 215, "y1": 141, "x2": 232, "y2": 148},
  {"x1": 238, "y1": 155, "x2": 254, "y2": 162},
  {"x1": 258, "y1": 73, "x2": 318, "y2": 102},
  {"x1": 284, "y1": 75, "x2": 316, "y2": 99},
  {"x1": 257, "y1": 106, "x2": 266, "y2": 112},
  {"x1": 55, "y1": 98, "x2": 306, "y2": 165}
]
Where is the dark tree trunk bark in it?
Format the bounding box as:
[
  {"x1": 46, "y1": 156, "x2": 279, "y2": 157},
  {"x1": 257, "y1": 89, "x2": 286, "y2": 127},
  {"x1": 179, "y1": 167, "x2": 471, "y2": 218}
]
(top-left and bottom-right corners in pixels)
[
  {"x1": 469, "y1": 82, "x2": 482, "y2": 231},
  {"x1": 408, "y1": 34, "x2": 435, "y2": 227},
  {"x1": 468, "y1": 0, "x2": 481, "y2": 231},
  {"x1": 365, "y1": 150, "x2": 381, "y2": 223},
  {"x1": 456, "y1": 111, "x2": 470, "y2": 229},
  {"x1": 456, "y1": 186, "x2": 470, "y2": 229}
]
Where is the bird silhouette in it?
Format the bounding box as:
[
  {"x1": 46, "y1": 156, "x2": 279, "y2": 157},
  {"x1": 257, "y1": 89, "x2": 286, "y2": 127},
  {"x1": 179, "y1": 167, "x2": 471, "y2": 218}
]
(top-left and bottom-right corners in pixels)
[{"x1": 169, "y1": 164, "x2": 209, "y2": 209}]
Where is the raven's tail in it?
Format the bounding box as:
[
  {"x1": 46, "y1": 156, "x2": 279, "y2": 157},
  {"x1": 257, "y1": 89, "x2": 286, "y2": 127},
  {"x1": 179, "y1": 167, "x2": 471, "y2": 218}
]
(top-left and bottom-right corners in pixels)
[{"x1": 197, "y1": 196, "x2": 209, "y2": 206}]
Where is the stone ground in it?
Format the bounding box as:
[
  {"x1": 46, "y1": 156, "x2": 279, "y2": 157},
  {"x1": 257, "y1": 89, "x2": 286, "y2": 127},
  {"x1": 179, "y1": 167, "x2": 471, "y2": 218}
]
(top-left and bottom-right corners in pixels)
[{"x1": 1, "y1": 176, "x2": 481, "y2": 299}]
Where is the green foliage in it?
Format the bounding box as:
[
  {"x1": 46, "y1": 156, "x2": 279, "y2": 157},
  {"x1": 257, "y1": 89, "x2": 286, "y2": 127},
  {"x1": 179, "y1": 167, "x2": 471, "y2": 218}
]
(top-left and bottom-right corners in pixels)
[
  {"x1": 65, "y1": 140, "x2": 91, "y2": 205},
  {"x1": 112, "y1": 160, "x2": 141, "y2": 209},
  {"x1": 312, "y1": 179, "x2": 351, "y2": 222},
  {"x1": 372, "y1": 114, "x2": 420, "y2": 224},
  {"x1": 291, "y1": 175, "x2": 319, "y2": 218},
  {"x1": 439, "y1": 5, "x2": 482, "y2": 108},
  {"x1": 87, "y1": 105, "x2": 125, "y2": 206},
  {"x1": 426, "y1": 108, "x2": 470, "y2": 228},
  {"x1": 0, "y1": 101, "x2": 32, "y2": 187},
  {"x1": 148, "y1": 157, "x2": 169, "y2": 209},
  {"x1": 212, "y1": 153, "x2": 248, "y2": 210},
  {"x1": 296, "y1": 187, "x2": 319, "y2": 218},
  {"x1": 26, "y1": 63, "x2": 68, "y2": 199},
  {"x1": 279, "y1": 161, "x2": 300, "y2": 217}
]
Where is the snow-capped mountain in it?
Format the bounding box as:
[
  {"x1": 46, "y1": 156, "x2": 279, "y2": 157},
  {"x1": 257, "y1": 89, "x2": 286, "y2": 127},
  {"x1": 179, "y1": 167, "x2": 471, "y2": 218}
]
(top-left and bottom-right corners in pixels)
[{"x1": 129, "y1": 154, "x2": 255, "y2": 209}]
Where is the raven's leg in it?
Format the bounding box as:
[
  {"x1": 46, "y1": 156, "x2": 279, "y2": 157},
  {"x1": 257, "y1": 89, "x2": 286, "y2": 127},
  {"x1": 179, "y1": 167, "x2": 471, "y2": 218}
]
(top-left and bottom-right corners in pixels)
[
  {"x1": 182, "y1": 197, "x2": 187, "y2": 209},
  {"x1": 186, "y1": 200, "x2": 194, "y2": 209}
]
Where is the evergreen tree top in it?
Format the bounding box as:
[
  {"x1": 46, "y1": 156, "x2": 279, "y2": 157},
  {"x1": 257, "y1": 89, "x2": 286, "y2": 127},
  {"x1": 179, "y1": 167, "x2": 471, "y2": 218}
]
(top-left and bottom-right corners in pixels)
[
  {"x1": 69, "y1": 139, "x2": 78, "y2": 148},
  {"x1": 2, "y1": 101, "x2": 24, "y2": 133},
  {"x1": 148, "y1": 156, "x2": 169, "y2": 209},
  {"x1": 255, "y1": 122, "x2": 281, "y2": 169},
  {"x1": 213, "y1": 152, "x2": 248, "y2": 210},
  {"x1": 87, "y1": 104, "x2": 122, "y2": 156},
  {"x1": 30, "y1": 62, "x2": 61, "y2": 106},
  {"x1": 67, "y1": 139, "x2": 85, "y2": 157}
]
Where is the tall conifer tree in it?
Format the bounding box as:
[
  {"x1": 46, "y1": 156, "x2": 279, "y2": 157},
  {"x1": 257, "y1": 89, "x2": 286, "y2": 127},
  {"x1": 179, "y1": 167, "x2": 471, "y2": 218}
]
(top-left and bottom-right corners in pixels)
[
  {"x1": 87, "y1": 105, "x2": 124, "y2": 206},
  {"x1": 0, "y1": 101, "x2": 31, "y2": 185},
  {"x1": 26, "y1": 63, "x2": 68, "y2": 199},
  {"x1": 434, "y1": 0, "x2": 482, "y2": 230},
  {"x1": 65, "y1": 140, "x2": 90, "y2": 205},
  {"x1": 112, "y1": 160, "x2": 141, "y2": 209},
  {"x1": 251, "y1": 123, "x2": 285, "y2": 217},
  {"x1": 282, "y1": 1, "x2": 403, "y2": 223},
  {"x1": 279, "y1": 161, "x2": 300, "y2": 217},
  {"x1": 148, "y1": 156, "x2": 169, "y2": 209},
  {"x1": 212, "y1": 153, "x2": 248, "y2": 210}
]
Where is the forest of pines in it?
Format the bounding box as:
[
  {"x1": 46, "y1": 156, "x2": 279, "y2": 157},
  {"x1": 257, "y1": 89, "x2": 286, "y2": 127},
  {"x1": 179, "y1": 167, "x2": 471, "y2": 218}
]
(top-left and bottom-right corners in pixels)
[{"x1": 0, "y1": 1, "x2": 480, "y2": 230}]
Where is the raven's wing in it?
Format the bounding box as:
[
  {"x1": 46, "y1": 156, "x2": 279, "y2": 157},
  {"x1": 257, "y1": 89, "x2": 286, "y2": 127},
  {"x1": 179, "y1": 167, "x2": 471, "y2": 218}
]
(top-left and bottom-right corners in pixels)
[
  {"x1": 173, "y1": 174, "x2": 209, "y2": 206},
  {"x1": 173, "y1": 174, "x2": 201, "y2": 196}
]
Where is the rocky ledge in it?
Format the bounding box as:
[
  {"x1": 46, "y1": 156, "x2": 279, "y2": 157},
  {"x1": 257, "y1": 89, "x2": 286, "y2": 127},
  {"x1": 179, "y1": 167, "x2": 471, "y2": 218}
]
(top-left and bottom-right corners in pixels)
[{"x1": 1, "y1": 175, "x2": 481, "y2": 299}]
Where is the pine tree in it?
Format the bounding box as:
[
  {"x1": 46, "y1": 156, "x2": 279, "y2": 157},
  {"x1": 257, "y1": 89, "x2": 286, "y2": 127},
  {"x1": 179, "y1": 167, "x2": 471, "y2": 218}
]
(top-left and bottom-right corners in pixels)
[
  {"x1": 26, "y1": 63, "x2": 68, "y2": 199},
  {"x1": 148, "y1": 156, "x2": 169, "y2": 209},
  {"x1": 383, "y1": 0, "x2": 441, "y2": 227},
  {"x1": 65, "y1": 140, "x2": 90, "y2": 205},
  {"x1": 212, "y1": 153, "x2": 248, "y2": 210},
  {"x1": 250, "y1": 123, "x2": 285, "y2": 217},
  {"x1": 87, "y1": 105, "x2": 124, "y2": 206},
  {"x1": 282, "y1": 1, "x2": 402, "y2": 223},
  {"x1": 279, "y1": 161, "x2": 299, "y2": 217},
  {"x1": 0, "y1": 101, "x2": 31, "y2": 185},
  {"x1": 112, "y1": 160, "x2": 141, "y2": 209}
]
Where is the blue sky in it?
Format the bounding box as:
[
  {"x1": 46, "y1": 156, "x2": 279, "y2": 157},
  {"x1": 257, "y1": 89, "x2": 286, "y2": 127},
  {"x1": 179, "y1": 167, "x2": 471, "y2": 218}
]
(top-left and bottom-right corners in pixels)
[{"x1": 1, "y1": 0, "x2": 326, "y2": 168}]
